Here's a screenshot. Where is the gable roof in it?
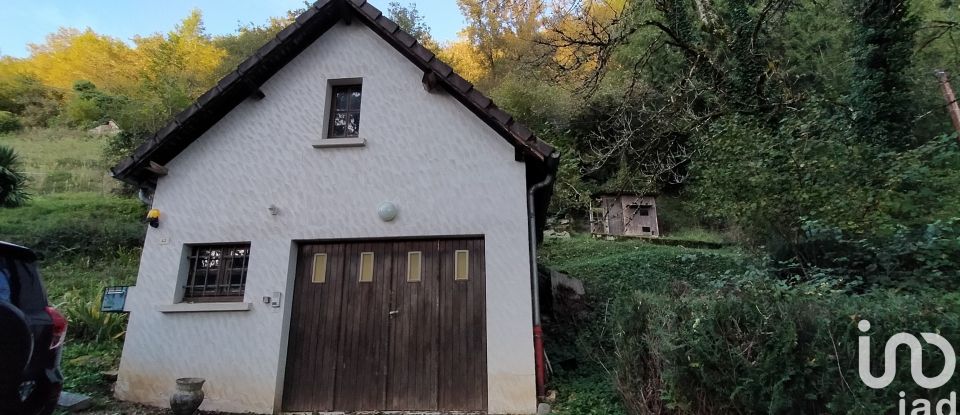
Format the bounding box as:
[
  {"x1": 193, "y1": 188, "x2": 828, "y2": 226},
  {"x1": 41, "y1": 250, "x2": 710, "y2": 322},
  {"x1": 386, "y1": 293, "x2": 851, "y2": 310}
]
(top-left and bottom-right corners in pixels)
[{"x1": 110, "y1": 0, "x2": 559, "y2": 187}]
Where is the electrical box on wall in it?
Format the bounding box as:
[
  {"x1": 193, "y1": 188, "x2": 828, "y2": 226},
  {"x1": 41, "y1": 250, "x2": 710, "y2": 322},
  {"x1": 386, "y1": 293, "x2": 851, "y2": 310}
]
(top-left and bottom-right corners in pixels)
[{"x1": 262, "y1": 292, "x2": 282, "y2": 308}]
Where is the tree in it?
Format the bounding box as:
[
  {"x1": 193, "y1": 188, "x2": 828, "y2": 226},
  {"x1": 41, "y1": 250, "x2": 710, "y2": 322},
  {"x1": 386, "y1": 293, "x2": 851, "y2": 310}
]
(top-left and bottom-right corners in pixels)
[
  {"x1": 452, "y1": 0, "x2": 545, "y2": 86},
  {"x1": 387, "y1": 2, "x2": 439, "y2": 50},
  {"x1": 24, "y1": 28, "x2": 139, "y2": 94},
  {"x1": 213, "y1": 15, "x2": 292, "y2": 77},
  {"x1": 847, "y1": 0, "x2": 920, "y2": 149},
  {"x1": 0, "y1": 145, "x2": 29, "y2": 208},
  {"x1": 130, "y1": 10, "x2": 227, "y2": 132}
]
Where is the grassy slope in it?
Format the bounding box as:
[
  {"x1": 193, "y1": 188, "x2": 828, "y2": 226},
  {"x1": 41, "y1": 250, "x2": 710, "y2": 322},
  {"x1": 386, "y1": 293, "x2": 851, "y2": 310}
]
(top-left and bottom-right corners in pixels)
[
  {"x1": 539, "y1": 235, "x2": 748, "y2": 414},
  {"x1": 541, "y1": 235, "x2": 748, "y2": 297},
  {"x1": 0, "y1": 192, "x2": 145, "y2": 260},
  {"x1": 0, "y1": 128, "x2": 120, "y2": 194}
]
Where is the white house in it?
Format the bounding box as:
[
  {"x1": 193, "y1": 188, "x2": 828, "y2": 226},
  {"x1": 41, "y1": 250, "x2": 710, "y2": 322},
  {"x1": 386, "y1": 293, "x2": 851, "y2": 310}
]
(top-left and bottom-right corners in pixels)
[{"x1": 109, "y1": 0, "x2": 559, "y2": 413}]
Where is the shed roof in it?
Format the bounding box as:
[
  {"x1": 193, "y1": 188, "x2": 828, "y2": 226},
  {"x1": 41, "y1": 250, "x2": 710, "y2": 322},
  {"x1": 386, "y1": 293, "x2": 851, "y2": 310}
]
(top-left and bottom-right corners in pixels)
[{"x1": 110, "y1": 0, "x2": 559, "y2": 187}]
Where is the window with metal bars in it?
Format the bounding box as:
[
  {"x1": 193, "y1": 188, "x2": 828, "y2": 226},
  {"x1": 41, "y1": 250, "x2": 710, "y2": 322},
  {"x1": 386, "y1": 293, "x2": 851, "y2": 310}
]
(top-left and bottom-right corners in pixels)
[
  {"x1": 183, "y1": 244, "x2": 250, "y2": 302},
  {"x1": 327, "y1": 84, "x2": 362, "y2": 138}
]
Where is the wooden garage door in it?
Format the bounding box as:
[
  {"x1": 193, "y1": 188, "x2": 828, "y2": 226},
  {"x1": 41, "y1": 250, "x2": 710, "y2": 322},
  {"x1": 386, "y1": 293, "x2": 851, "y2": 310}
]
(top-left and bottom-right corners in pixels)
[{"x1": 282, "y1": 237, "x2": 487, "y2": 412}]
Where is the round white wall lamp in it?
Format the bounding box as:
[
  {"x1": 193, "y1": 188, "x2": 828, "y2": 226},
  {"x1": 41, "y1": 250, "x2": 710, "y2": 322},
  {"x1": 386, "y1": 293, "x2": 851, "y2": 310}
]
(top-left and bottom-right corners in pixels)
[{"x1": 378, "y1": 202, "x2": 398, "y2": 222}]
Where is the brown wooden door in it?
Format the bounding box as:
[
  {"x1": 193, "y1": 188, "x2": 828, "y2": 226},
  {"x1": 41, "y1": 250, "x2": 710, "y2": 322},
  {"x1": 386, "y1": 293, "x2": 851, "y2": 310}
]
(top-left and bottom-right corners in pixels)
[
  {"x1": 604, "y1": 196, "x2": 624, "y2": 235},
  {"x1": 282, "y1": 237, "x2": 487, "y2": 412}
]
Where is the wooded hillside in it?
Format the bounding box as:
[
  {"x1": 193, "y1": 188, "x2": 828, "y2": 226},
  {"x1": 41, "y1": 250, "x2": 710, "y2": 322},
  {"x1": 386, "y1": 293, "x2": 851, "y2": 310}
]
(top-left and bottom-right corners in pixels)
[{"x1": 1, "y1": 1, "x2": 960, "y2": 413}]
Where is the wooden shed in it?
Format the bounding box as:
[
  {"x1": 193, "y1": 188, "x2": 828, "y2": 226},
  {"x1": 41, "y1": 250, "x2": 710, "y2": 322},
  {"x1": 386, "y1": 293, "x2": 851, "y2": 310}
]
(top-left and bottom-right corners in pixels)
[{"x1": 590, "y1": 193, "x2": 660, "y2": 237}]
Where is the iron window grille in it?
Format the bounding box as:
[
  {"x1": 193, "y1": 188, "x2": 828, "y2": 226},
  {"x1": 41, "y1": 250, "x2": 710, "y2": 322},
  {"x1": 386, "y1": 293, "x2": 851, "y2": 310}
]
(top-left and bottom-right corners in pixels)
[
  {"x1": 328, "y1": 84, "x2": 362, "y2": 138},
  {"x1": 183, "y1": 244, "x2": 251, "y2": 302}
]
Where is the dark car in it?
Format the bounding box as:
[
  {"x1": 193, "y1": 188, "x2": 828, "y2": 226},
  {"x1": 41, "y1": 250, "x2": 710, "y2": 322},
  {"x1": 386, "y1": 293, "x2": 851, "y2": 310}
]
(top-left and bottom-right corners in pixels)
[{"x1": 0, "y1": 242, "x2": 66, "y2": 415}]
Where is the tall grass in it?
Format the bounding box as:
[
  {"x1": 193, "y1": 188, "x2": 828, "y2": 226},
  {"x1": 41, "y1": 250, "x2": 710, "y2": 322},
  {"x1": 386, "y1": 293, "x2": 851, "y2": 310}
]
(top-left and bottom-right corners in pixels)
[
  {"x1": 0, "y1": 192, "x2": 145, "y2": 259},
  {"x1": 0, "y1": 128, "x2": 120, "y2": 194}
]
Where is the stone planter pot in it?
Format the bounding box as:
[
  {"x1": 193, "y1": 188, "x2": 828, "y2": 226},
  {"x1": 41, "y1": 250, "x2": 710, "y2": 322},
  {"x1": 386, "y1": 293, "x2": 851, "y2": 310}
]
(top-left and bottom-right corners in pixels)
[{"x1": 170, "y1": 377, "x2": 205, "y2": 415}]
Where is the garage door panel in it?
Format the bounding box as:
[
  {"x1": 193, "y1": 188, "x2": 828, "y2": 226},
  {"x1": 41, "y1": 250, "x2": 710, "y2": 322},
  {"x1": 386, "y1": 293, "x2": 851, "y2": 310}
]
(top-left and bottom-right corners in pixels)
[
  {"x1": 282, "y1": 243, "x2": 346, "y2": 411},
  {"x1": 387, "y1": 240, "x2": 440, "y2": 410},
  {"x1": 335, "y1": 242, "x2": 392, "y2": 410},
  {"x1": 439, "y1": 238, "x2": 487, "y2": 411}
]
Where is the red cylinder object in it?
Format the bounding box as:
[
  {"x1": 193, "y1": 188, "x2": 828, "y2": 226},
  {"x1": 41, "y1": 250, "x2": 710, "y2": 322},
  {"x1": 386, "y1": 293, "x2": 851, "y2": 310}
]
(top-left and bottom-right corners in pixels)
[{"x1": 533, "y1": 325, "x2": 546, "y2": 397}]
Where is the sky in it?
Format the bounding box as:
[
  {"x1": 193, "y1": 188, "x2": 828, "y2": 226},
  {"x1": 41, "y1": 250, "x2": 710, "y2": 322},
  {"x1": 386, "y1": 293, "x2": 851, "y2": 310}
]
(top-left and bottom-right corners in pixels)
[{"x1": 0, "y1": 0, "x2": 465, "y2": 58}]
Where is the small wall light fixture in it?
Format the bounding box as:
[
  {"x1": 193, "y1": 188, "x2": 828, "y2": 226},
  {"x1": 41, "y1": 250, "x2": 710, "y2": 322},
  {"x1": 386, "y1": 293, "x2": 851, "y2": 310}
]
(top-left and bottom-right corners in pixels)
[
  {"x1": 146, "y1": 208, "x2": 160, "y2": 228},
  {"x1": 377, "y1": 202, "x2": 398, "y2": 222}
]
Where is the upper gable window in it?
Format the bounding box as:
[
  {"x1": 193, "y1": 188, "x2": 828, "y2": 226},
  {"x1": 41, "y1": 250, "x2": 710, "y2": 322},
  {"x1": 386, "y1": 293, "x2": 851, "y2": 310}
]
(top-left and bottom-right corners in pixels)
[{"x1": 328, "y1": 84, "x2": 362, "y2": 138}]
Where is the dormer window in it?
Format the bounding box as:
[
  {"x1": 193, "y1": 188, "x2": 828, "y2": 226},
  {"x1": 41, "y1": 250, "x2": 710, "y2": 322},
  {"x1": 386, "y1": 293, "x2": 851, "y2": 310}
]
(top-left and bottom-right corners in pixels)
[{"x1": 328, "y1": 84, "x2": 362, "y2": 138}]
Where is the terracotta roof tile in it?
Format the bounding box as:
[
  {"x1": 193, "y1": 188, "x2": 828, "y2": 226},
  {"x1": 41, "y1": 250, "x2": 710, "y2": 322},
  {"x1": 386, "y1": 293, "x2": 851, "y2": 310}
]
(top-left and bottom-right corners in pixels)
[
  {"x1": 394, "y1": 30, "x2": 416, "y2": 48},
  {"x1": 359, "y1": 2, "x2": 381, "y2": 19},
  {"x1": 237, "y1": 54, "x2": 260, "y2": 73},
  {"x1": 276, "y1": 22, "x2": 300, "y2": 40},
  {"x1": 509, "y1": 123, "x2": 534, "y2": 142},
  {"x1": 446, "y1": 73, "x2": 473, "y2": 94},
  {"x1": 175, "y1": 104, "x2": 200, "y2": 123},
  {"x1": 410, "y1": 43, "x2": 435, "y2": 63},
  {"x1": 257, "y1": 38, "x2": 281, "y2": 58},
  {"x1": 429, "y1": 59, "x2": 454, "y2": 77},
  {"x1": 296, "y1": 5, "x2": 320, "y2": 23},
  {"x1": 467, "y1": 89, "x2": 492, "y2": 109},
  {"x1": 488, "y1": 107, "x2": 512, "y2": 125},
  {"x1": 375, "y1": 16, "x2": 399, "y2": 33},
  {"x1": 217, "y1": 71, "x2": 240, "y2": 89}
]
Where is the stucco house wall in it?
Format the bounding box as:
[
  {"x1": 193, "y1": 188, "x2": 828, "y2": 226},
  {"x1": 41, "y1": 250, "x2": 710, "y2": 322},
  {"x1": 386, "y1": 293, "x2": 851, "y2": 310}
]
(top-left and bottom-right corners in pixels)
[{"x1": 115, "y1": 21, "x2": 536, "y2": 414}]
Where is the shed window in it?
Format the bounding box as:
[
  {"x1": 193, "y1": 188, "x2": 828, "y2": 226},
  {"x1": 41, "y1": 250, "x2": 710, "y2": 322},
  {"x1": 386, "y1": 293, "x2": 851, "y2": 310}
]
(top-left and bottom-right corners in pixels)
[
  {"x1": 328, "y1": 84, "x2": 362, "y2": 138},
  {"x1": 184, "y1": 244, "x2": 250, "y2": 302}
]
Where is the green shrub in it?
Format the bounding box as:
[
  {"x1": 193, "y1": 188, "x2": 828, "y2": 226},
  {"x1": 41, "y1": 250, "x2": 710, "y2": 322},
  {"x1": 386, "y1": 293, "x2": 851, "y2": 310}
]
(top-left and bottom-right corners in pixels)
[
  {"x1": 611, "y1": 278, "x2": 960, "y2": 414},
  {"x1": 0, "y1": 193, "x2": 145, "y2": 259},
  {"x1": 767, "y1": 218, "x2": 960, "y2": 292},
  {"x1": 0, "y1": 110, "x2": 22, "y2": 133},
  {"x1": 552, "y1": 372, "x2": 627, "y2": 415}
]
